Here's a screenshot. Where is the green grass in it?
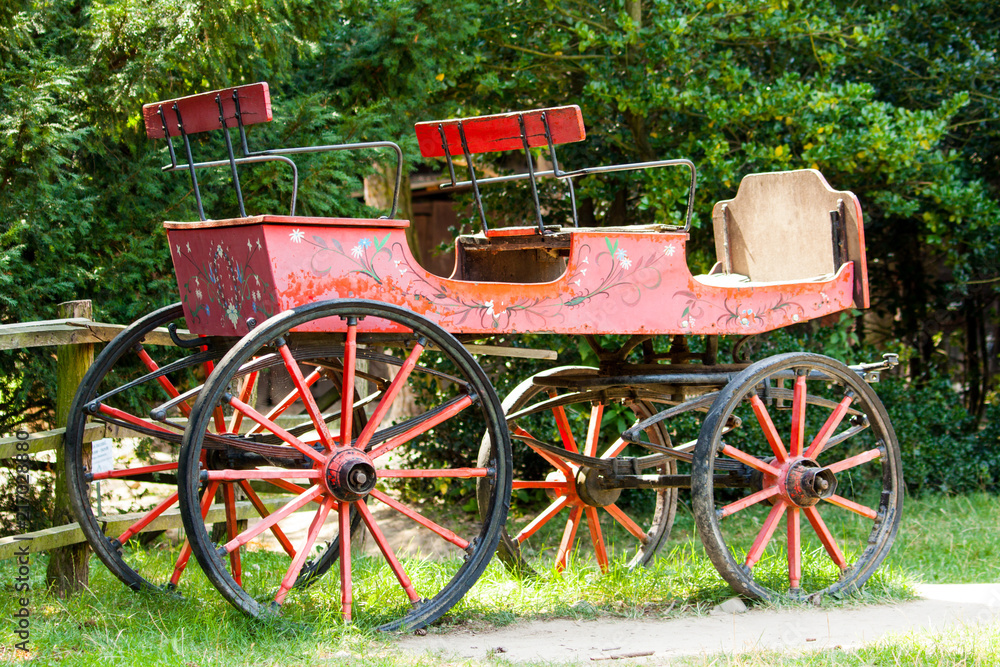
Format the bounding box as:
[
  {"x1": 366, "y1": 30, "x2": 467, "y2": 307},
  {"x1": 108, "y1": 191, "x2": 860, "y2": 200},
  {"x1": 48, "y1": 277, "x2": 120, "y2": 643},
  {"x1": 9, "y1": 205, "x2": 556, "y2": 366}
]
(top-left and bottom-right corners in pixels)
[{"x1": 3, "y1": 493, "x2": 1000, "y2": 665}]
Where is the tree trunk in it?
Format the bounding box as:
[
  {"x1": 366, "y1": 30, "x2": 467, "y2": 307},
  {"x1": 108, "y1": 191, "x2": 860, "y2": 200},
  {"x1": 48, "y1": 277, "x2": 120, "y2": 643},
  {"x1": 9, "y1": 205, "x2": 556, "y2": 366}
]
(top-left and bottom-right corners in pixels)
[
  {"x1": 45, "y1": 300, "x2": 93, "y2": 597},
  {"x1": 626, "y1": 0, "x2": 641, "y2": 29}
]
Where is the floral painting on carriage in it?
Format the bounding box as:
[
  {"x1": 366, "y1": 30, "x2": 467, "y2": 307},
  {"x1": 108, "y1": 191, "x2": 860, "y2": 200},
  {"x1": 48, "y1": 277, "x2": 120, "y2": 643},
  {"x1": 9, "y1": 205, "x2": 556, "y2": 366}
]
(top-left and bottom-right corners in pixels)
[{"x1": 167, "y1": 231, "x2": 280, "y2": 335}]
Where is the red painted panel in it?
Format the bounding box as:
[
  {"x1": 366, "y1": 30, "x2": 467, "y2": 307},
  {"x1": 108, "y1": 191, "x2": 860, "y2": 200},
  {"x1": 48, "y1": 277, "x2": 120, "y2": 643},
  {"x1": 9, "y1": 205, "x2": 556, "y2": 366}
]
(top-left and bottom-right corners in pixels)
[
  {"x1": 415, "y1": 106, "x2": 585, "y2": 158},
  {"x1": 169, "y1": 217, "x2": 859, "y2": 337},
  {"x1": 143, "y1": 82, "x2": 271, "y2": 139}
]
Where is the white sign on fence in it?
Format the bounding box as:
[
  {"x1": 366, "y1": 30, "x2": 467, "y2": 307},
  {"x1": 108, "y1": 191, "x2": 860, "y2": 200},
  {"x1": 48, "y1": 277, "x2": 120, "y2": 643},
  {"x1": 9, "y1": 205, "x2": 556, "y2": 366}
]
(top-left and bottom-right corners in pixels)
[{"x1": 91, "y1": 438, "x2": 114, "y2": 475}]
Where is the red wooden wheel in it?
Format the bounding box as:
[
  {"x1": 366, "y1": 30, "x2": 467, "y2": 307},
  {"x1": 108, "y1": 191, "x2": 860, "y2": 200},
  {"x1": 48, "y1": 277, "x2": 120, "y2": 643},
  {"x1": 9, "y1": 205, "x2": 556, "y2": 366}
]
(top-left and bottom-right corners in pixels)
[
  {"x1": 177, "y1": 299, "x2": 511, "y2": 631},
  {"x1": 479, "y1": 367, "x2": 677, "y2": 574},
  {"x1": 693, "y1": 353, "x2": 902, "y2": 600}
]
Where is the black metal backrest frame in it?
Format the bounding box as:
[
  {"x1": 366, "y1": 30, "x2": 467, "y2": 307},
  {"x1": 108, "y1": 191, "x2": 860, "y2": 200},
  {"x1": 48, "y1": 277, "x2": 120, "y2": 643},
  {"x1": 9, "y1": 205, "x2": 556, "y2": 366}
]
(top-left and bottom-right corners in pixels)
[
  {"x1": 430, "y1": 110, "x2": 697, "y2": 234},
  {"x1": 150, "y1": 87, "x2": 405, "y2": 221}
]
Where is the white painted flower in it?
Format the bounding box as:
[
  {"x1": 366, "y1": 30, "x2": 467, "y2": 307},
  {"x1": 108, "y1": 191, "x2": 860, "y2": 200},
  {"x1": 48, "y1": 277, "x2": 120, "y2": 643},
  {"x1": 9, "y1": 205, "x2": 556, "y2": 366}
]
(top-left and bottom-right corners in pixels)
[
  {"x1": 256, "y1": 238, "x2": 262, "y2": 250},
  {"x1": 186, "y1": 242, "x2": 191, "y2": 252},
  {"x1": 195, "y1": 276, "x2": 200, "y2": 286},
  {"x1": 351, "y1": 244, "x2": 365, "y2": 258},
  {"x1": 289, "y1": 229, "x2": 305, "y2": 243},
  {"x1": 225, "y1": 304, "x2": 239, "y2": 326},
  {"x1": 615, "y1": 248, "x2": 627, "y2": 261},
  {"x1": 582, "y1": 256, "x2": 589, "y2": 264},
  {"x1": 216, "y1": 244, "x2": 224, "y2": 257},
  {"x1": 792, "y1": 313, "x2": 800, "y2": 322},
  {"x1": 175, "y1": 244, "x2": 181, "y2": 253},
  {"x1": 680, "y1": 320, "x2": 689, "y2": 329},
  {"x1": 485, "y1": 300, "x2": 495, "y2": 317},
  {"x1": 247, "y1": 239, "x2": 253, "y2": 250},
  {"x1": 195, "y1": 288, "x2": 203, "y2": 299},
  {"x1": 620, "y1": 256, "x2": 632, "y2": 270},
  {"x1": 580, "y1": 268, "x2": 587, "y2": 276},
  {"x1": 663, "y1": 243, "x2": 677, "y2": 256},
  {"x1": 574, "y1": 279, "x2": 581, "y2": 286}
]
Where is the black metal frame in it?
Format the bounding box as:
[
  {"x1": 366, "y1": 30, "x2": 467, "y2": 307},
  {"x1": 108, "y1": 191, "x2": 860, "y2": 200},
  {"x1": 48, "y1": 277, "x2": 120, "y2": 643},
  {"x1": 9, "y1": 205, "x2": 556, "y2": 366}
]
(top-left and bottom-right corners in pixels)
[
  {"x1": 435, "y1": 110, "x2": 698, "y2": 234},
  {"x1": 155, "y1": 90, "x2": 405, "y2": 221}
]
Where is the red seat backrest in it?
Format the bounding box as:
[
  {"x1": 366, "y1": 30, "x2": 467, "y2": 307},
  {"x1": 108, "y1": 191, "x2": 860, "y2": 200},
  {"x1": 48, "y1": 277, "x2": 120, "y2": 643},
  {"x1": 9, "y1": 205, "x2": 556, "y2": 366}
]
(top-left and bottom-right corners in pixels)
[
  {"x1": 142, "y1": 82, "x2": 272, "y2": 139},
  {"x1": 415, "y1": 106, "x2": 586, "y2": 158}
]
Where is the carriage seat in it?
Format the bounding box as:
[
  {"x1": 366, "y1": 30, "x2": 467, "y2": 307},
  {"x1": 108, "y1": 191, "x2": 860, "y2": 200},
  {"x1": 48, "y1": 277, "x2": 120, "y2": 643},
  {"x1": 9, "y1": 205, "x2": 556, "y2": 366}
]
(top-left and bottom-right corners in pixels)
[
  {"x1": 698, "y1": 169, "x2": 869, "y2": 308},
  {"x1": 143, "y1": 82, "x2": 404, "y2": 226}
]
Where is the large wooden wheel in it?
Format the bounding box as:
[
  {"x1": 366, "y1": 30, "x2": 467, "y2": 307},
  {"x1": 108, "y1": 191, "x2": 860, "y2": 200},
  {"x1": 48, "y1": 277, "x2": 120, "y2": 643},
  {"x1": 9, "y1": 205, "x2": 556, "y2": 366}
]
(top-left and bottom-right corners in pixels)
[{"x1": 177, "y1": 299, "x2": 511, "y2": 631}]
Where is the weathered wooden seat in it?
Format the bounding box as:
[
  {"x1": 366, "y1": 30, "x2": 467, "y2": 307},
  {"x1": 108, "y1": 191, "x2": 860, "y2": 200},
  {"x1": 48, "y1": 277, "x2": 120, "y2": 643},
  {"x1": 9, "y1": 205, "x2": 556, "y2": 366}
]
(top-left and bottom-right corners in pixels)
[{"x1": 706, "y1": 169, "x2": 869, "y2": 307}]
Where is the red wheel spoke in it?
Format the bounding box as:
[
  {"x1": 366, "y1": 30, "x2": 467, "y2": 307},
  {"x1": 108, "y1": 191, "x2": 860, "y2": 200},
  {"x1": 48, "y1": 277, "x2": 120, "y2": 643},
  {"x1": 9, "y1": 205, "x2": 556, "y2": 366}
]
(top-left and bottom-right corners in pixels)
[
  {"x1": 719, "y1": 486, "x2": 780, "y2": 518},
  {"x1": 228, "y1": 370, "x2": 259, "y2": 434},
  {"x1": 338, "y1": 500, "x2": 353, "y2": 621},
  {"x1": 116, "y1": 492, "x2": 178, "y2": 545},
  {"x1": 202, "y1": 356, "x2": 227, "y2": 433},
  {"x1": 225, "y1": 393, "x2": 326, "y2": 465},
  {"x1": 204, "y1": 469, "x2": 322, "y2": 481},
  {"x1": 745, "y1": 499, "x2": 787, "y2": 568},
  {"x1": 221, "y1": 485, "x2": 322, "y2": 555},
  {"x1": 263, "y1": 478, "x2": 326, "y2": 505},
  {"x1": 584, "y1": 506, "x2": 609, "y2": 573},
  {"x1": 377, "y1": 467, "x2": 489, "y2": 479},
  {"x1": 720, "y1": 444, "x2": 783, "y2": 477},
  {"x1": 512, "y1": 480, "x2": 569, "y2": 490},
  {"x1": 170, "y1": 480, "x2": 219, "y2": 587},
  {"x1": 599, "y1": 437, "x2": 630, "y2": 460},
  {"x1": 96, "y1": 404, "x2": 181, "y2": 437},
  {"x1": 136, "y1": 346, "x2": 192, "y2": 417},
  {"x1": 789, "y1": 374, "x2": 807, "y2": 457},
  {"x1": 246, "y1": 369, "x2": 322, "y2": 435},
  {"x1": 355, "y1": 342, "x2": 424, "y2": 450},
  {"x1": 223, "y1": 482, "x2": 242, "y2": 585},
  {"x1": 339, "y1": 321, "x2": 358, "y2": 449},
  {"x1": 275, "y1": 495, "x2": 335, "y2": 606},
  {"x1": 605, "y1": 504, "x2": 648, "y2": 543},
  {"x1": 368, "y1": 394, "x2": 474, "y2": 460},
  {"x1": 368, "y1": 488, "x2": 471, "y2": 549},
  {"x1": 236, "y1": 480, "x2": 296, "y2": 558},
  {"x1": 555, "y1": 505, "x2": 583, "y2": 572},
  {"x1": 515, "y1": 495, "x2": 571, "y2": 543},
  {"x1": 356, "y1": 501, "x2": 420, "y2": 604},
  {"x1": 584, "y1": 403, "x2": 604, "y2": 458},
  {"x1": 787, "y1": 507, "x2": 802, "y2": 590},
  {"x1": 805, "y1": 393, "x2": 854, "y2": 459},
  {"x1": 278, "y1": 342, "x2": 335, "y2": 450},
  {"x1": 824, "y1": 448, "x2": 881, "y2": 474},
  {"x1": 803, "y1": 506, "x2": 847, "y2": 571},
  {"x1": 749, "y1": 394, "x2": 788, "y2": 462},
  {"x1": 91, "y1": 461, "x2": 177, "y2": 481},
  {"x1": 550, "y1": 394, "x2": 579, "y2": 454},
  {"x1": 513, "y1": 426, "x2": 573, "y2": 475},
  {"x1": 825, "y1": 494, "x2": 878, "y2": 520}
]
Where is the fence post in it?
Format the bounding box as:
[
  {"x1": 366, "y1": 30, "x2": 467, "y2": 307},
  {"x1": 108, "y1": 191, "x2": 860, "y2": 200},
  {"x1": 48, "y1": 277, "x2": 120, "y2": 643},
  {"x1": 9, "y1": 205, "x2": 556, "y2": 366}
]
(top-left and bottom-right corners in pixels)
[{"x1": 44, "y1": 299, "x2": 94, "y2": 596}]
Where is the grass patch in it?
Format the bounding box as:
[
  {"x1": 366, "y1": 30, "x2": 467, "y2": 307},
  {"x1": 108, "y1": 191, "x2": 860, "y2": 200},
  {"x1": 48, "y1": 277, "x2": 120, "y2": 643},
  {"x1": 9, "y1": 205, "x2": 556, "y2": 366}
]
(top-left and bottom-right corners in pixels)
[{"x1": 2, "y1": 493, "x2": 998, "y2": 665}]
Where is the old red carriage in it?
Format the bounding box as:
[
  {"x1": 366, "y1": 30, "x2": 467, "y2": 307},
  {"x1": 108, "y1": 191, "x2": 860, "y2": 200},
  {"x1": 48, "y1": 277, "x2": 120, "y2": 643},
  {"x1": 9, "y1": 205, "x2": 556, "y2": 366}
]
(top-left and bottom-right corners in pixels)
[{"x1": 64, "y1": 82, "x2": 901, "y2": 630}]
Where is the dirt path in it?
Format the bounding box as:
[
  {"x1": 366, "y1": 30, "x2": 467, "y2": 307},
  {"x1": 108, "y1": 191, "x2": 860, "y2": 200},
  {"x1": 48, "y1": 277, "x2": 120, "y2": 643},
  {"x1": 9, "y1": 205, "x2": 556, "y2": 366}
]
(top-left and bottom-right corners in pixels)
[{"x1": 396, "y1": 584, "x2": 1000, "y2": 662}]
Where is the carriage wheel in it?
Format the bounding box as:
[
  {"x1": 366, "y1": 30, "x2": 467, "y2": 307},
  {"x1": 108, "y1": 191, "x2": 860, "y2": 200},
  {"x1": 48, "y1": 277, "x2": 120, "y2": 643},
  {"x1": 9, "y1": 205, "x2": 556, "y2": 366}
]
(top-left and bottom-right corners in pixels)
[
  {"x1": 177, "y1": 299, "x2": 511, "y2": 631},
  {"x1": 65, "y1": 303, "x2": 347, "y2": 592},
  {"x1": 478, "y1": 366, "x2": 677, "y2": 574},
  {"x1": 692, "y1": 353, "x2": 902, "y2": 600}
]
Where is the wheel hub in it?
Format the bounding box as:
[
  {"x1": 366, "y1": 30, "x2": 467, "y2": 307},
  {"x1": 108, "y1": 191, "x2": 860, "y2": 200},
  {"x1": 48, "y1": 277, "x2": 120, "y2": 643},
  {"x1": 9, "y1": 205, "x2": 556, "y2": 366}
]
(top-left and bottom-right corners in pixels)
[
  {"x1": 772, "y1": 457, "x2": 837, "y2": 507},
  {"x1": 322, "y1": 448, "x2": 377, "y2": 501},
  {"x1": 575, "y1": 467, "x2": 622, "y2": 507}
]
